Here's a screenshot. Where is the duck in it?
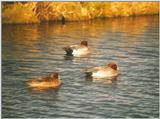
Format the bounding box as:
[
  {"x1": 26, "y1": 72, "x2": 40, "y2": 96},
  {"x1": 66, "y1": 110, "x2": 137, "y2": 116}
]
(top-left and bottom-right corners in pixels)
[
  {"x1": 27, "y1": 72, "x2": 62, "y2": 89},
  {"x1": 63, "y1": 41, "x2": 92, "y2": 57},
  {"x1": 84, "y1": 61, "x2": 119, "y2": 79}
]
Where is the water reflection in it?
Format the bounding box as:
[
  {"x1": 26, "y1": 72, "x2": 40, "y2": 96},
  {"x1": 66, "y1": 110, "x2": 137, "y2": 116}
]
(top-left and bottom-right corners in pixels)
[
  {"x1": 28, "y1": 86, "x2": 61, "y2": 93},
  {"x1": 3, "y1": 15, "x2": 158, "y2": 42},
  {"x1": 64, "y1": 55, "x2": 91, "y2": 63},
  {"x1": 85, "y1": 76, "x2": 118, "y2": 84},
  {"x1": 2, "y1": 15, "x2": 159, "y2": 118},
  {"x1": 3, "y1": 16, "x2": 158, "y2": 62},
  {"x1": 64, "y1": 55, "x2": 74, "y2": 61}
]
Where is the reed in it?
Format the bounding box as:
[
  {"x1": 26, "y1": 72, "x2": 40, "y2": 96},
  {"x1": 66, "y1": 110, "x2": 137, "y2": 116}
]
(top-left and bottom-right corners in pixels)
[
  {"x1": 2, "y1": 2, "x2": 39, "y2": 23},
  {"x1": 2, "y1": 2, "x2": 159, "y2": 24}
]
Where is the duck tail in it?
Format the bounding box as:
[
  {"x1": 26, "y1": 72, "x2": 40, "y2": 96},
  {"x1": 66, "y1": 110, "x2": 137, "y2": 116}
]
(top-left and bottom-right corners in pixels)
[
  {"x1": 63, "y1": 46, "x2": 73, "y2": 56},
  {"x1": 85, "y1": 72, "x2": 92, "y2": 78},
  {"x1": 83, "y1": 69, "x2": 92, "y2": 77}
]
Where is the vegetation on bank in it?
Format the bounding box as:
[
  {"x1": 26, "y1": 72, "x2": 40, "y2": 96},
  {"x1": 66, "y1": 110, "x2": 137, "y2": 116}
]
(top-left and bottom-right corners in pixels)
[{"x1": 2, "y1": 2, "x2": 159, "y2": 24}]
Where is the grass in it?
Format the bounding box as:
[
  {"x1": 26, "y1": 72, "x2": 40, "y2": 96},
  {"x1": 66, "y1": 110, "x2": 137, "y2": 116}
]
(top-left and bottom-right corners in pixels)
[{"x1": 2, "y1": 2, "x2": 159, "y2": 24}]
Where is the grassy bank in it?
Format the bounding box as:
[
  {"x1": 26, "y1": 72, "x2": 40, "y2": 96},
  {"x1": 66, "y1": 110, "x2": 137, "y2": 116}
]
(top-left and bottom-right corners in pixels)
[{"x1": 2, "y1": 2, "x2": 159, "y2": 24}]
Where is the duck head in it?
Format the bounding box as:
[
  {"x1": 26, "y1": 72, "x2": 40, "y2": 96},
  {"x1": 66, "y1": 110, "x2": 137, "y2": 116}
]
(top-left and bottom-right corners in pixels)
[
  {"x1": 107, "y1": 61, "x2": 118, "y2": 70},
  {"x1": 80, "y1": 41, "x2": 88, "y2": 46},
  {"x1": 48, "y1": 72, "x2": 59, "y2": 79}
]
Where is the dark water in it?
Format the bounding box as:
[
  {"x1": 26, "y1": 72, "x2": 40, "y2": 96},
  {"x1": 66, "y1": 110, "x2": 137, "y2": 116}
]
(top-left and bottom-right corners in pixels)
[{"x1": 2, "y1": 15, "x2": 159, "y2": 118}]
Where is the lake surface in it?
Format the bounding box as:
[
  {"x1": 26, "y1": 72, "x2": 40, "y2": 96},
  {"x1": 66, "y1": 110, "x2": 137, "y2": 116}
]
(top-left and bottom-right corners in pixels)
[{"x1": 2, "y1": 15, "x2": 159, "y2": 118}]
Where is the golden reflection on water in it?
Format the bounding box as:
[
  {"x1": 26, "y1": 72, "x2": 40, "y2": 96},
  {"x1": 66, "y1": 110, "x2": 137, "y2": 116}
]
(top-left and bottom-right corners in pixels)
[
  {"x1": 3, "y1": 15, "x2": 158, "y2": 61},
  {"x1": 34, "y1": 15, "x2": 158, "y2": 42},
  {"x1": 27, "y1": 85, "x2": 60, "y2": 95},
  {"x1": 35, "y1": 16, "x2": 157, "y2": 37},
  {"x1": 28, "y1": 86, "x2": 60, "y2": 92},
  {"x1": 42, "y1": 16, "x2": 154, "y2": 36}
]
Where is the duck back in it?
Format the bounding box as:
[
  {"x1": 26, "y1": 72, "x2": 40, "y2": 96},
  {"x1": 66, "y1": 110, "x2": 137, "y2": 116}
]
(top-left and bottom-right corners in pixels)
[{"x1": 28, "y1": 77, "x2": 62, "y2": 89}]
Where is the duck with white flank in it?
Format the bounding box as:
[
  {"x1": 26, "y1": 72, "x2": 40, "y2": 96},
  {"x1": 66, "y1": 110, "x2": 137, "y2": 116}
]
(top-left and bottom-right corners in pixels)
[
  {"x1": 63, "y1": 41, "x2": 92, "y2": 57},
  {"x1": 84, "y1": 61, "x2": 119, "y2": 79}
]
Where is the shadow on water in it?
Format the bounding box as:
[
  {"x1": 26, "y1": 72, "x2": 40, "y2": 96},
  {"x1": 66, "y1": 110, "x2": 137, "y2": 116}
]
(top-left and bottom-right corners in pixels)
[{"x1": 64, "y1": 55, "x2": 74, "y2": 61}]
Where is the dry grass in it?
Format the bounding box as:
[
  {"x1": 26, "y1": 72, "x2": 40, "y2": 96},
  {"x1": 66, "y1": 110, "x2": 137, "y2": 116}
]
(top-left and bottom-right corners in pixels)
[
  {"x1": 2, "y1": 2, "x2": 159, "y2": 24},
  {"x1": 2, "y1": 2, "x2": 39, "y2": 23}
]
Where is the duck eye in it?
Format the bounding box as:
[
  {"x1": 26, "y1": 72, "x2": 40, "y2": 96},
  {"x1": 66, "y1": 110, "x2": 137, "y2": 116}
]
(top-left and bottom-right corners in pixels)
[{"x1": 112, "y1": 64, "x2": 117, "y2": 70}]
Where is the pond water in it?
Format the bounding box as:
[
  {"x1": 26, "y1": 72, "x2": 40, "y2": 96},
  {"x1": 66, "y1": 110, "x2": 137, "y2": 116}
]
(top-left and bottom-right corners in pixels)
[{"x1": 2, "y1": 15, "x2": 159, "y2": 118}]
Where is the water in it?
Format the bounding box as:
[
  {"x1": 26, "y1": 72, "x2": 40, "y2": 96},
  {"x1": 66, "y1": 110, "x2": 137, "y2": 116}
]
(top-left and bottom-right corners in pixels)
[{"x1": 2, "y1": 15, "x2": 159, "y2": 118}]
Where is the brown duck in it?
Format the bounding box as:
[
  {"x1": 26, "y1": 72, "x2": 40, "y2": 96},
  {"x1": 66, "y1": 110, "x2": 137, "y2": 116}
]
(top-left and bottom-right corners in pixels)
[{"x1": 27, "y1": 72, "x2": 62, "y2": 89}]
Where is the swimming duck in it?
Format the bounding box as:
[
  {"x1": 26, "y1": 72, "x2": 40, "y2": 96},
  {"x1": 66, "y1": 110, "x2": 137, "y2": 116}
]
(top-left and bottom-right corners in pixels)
[
  {"x1": 84, "y1": 61, "x2": 119, "y2": 79},
  {"x1": 63, "y1": 41, "x2": 92, "y2": 56},
  {"x1": 27, "y1": 72, "x2": 62, "y2": 89}
]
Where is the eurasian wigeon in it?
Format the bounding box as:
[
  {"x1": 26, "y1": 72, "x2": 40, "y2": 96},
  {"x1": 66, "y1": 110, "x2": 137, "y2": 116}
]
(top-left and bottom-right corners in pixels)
[
  {"x1": 63, "y1": 41, "x2": 92, "y2": 56},
  {"x1": 84, "y1": 61, "x2": 119, "y2": 79},
  {"x1": 27, "y1": 72, "x2": 62, "y2": 89}
]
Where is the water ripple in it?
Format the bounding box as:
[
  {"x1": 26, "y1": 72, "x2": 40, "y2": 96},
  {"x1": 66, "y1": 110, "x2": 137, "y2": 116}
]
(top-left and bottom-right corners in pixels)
[{"x1": 2, "y1": 15, "x2": 159, "y2": 118}]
